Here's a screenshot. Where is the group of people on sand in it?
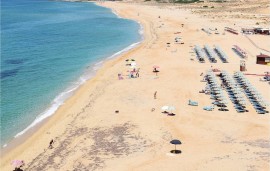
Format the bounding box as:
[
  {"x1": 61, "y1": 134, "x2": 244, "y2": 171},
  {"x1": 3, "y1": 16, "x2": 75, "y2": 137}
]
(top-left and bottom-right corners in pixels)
[
  {"x1": 129, "y1": 68, "x2": 140, "y2": 78},
  {"x1": 118, "y1": 64, "x2": 140, "y2": 80},
  {"x1": 118, "y1": 68, "x2": 140, "y2": 80}
]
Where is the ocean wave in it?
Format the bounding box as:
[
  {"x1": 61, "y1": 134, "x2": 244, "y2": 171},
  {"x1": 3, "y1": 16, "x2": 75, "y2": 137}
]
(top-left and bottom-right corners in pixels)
[
  {"x1": 112, "y1": 9, "x2": 122, "y2": 19},
  {"x1": 14, "y1": 81, "x2": 83, "y2": 138}
]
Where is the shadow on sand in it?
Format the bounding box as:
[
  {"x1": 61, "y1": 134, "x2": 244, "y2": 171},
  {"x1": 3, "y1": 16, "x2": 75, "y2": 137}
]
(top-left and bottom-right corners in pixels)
[{"x1": 170, "y1": 150, "x2": 181, "y2": 154}]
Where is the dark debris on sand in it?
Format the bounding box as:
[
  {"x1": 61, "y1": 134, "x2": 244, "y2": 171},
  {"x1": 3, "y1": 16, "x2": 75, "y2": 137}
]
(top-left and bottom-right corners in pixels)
[{"x1": 25, "y1": 123, "x2": 150, "y2": 171}]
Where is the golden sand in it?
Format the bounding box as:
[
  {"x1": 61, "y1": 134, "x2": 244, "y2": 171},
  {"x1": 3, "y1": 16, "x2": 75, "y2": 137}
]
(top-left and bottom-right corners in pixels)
[{"x1": 1, "y1": 1, "x2": 270, "y2": 170}]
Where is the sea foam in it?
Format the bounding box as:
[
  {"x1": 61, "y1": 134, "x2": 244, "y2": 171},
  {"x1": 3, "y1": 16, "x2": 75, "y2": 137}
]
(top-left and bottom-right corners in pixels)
[
  {"x1": 2, "y1": 1, "x2": 143, "y2": 148},
  {"x1": 11, "y1": 38, "x2": 143, "y2": 144}
]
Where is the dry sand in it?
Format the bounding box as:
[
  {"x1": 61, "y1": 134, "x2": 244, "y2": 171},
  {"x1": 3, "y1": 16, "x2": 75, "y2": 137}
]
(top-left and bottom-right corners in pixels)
[{"x1": 1, "y1": 1, "x2": 270, "y2": 171}]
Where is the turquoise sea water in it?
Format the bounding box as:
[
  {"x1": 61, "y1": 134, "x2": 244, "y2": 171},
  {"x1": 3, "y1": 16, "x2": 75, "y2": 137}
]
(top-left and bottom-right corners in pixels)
[{"x1": 1, "y1": 0, "x2": 141, "y2": 147}]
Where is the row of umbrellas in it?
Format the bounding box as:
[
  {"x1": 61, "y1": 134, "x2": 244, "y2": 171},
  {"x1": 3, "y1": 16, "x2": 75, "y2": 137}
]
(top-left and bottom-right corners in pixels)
[
  {"x1": 234, "y1": 72, "x2": 269, "y2": 107},
  {"x1": 206, "y1": 70, "x2": 228, "y2": 105},
  {"x1": 194, "y1": 45, "x2": 205, "y2": 60},
  {"x1": 220, "y1": 71, "x2": 246, "y2": 106},
  {"x1": 204, "y1": 44, "x2": 216, "y2": 61},
  {"x1": 214, "y1": 45, "x2": 228, "y2": 63}
]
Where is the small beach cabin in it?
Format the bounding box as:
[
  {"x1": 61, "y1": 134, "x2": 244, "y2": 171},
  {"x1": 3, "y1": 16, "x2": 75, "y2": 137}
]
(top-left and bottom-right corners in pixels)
[
  {"x1": 256, "y1": 54, "x2": 270, "y2": 65},
  {"x1": 254, "y1": 28, "x2": 270, "y2": 35},
  {"x1": 241, "y1": 28, "x2": 254, "y2": 34}
]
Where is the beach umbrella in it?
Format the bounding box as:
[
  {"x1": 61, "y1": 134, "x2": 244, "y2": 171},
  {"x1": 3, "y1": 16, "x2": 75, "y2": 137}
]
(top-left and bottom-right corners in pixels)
[
  {"x1": 153, "y1": 65, "x2": 160, "y2": 73},
  {"x1": 239, "y1": 101, "x2": 246, "y2": 105},
  {"x1": 131, "y1": 62, "x2": 136, "y2": 66},
  {"x1": 170, "y1": 139, "x2": 182, "y2": 153},
  {"x1": 161, "y1": 106, "x2": 169, "y2": 111},
  {"x1": 11, "y1": 160, "x2": 24, "y2": 168},
  {"x1": 219, "y1": 100, "x2": 228, "y2": 104},
  {"x1": 168, "y1": 106, "x2": 175, "y2": 114},
  {"x1": 131, "y1": 59, "x2": 135, "y2": 61},
  {"x1": 125, "y1": 59, "x2": 130, "y2": 62}
]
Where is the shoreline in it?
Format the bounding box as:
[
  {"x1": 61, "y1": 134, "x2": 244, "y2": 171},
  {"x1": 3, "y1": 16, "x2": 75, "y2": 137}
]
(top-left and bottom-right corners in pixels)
[
  {"x1": 1, "y1": 1, "x2": 270, "y2": 170},
  {"x1": 1, "y1": 1, "x2": 144, "y2": 155}
]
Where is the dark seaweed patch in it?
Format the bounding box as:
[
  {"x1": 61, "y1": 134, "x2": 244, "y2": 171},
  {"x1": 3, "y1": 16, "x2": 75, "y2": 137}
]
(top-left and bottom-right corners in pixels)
[
  {"x1": 5, "y1": 59, "x2": 25, "y2": 65},
  {"x1": 0, "y1": 68, "x2": 19, "y2": 79}
]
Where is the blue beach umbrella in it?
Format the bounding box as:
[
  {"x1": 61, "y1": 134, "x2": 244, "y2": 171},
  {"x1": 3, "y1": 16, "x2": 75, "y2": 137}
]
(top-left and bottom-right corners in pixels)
[{"x1": 170, "y1": 139, "x2": 182, "y2": 153}]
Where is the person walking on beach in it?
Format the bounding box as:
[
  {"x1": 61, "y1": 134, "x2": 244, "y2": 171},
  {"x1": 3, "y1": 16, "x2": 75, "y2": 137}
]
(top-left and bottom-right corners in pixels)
[
  {"x1": 118, "y1": 73, "x2": 123, "y2": 80},
  {"x1": 154, "y1": 91, "x2": 157, "y2": 99},
  {"x1": 49, "y1": 139, "x2": 54, "y2": 149},
  {"x1": 136, "y1": 71, "x2": 140, "y2": 78}
]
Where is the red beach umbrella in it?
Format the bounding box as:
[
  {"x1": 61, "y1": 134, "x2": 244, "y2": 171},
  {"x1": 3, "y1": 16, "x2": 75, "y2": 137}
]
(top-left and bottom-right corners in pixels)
[{"x1": 11, "y1": 160, "x2": 24, "y2": 168}]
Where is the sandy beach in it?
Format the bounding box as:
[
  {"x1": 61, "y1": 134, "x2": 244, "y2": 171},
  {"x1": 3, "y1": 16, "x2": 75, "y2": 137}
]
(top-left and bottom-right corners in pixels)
[{"x1": 1, "y1": 1, "x2": 270, "y2": 170}]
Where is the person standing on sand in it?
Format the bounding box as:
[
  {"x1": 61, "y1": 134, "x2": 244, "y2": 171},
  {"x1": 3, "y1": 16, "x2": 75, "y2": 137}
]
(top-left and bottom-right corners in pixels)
[
  {"x1": 154, "y1": 91, "x2": 157, "y2": 99},
  {"x1": 136, "y1": 71, "x2": 139, "y2": 78},
  {"x1": 49, "y1": 139, "x2": 54, "y2": 149}
]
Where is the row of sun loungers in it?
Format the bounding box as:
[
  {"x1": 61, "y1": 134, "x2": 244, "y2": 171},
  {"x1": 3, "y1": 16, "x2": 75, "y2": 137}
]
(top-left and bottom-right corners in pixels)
[
  {"x1": 203, "y1": 106, "x2": 214, "y2": 111},
  {"x1": 214, "y1": 45, "x2": 229, "y2": 63},
  {"x1": 204, "y1": 70, "x2": 228, "y2": 111},
  {"x1": 201, "y1": 28, "x2": 211, "y2": 35},
  {"x1": 188, "y1": 100, "x2": 198, "y2": 106},
  {"x1": 224, "y1": 27, "x2": 239, "y2": 35},
  {"x1": 201, "y1": 70, "x2": 269, "y2": 114},
  {"x1": 261, "y1": 75, "x2": 270, "y2": 82},
  {"x1": 202, "y1": 28, "x2": 220, "y2": 35},
  {"x1": 189, "y1": 99, "x2": 216, "y2": 111},
  {"x1": 232, "y1": 45, "x2": 247, "y2": 58},
  {"x1": 194, "y1": 45, "x2": 228, "y2": 63},
  {"x1": 194, "y1": 45, "x2": 205, "y2": 63},
  {"x1": 204, "y1": 45, "x2": 217, "y2": 63},
  {"x1": 234, "y1": 72, "x2": 269, "y2": 114},
  {"x1": 219, "y1": 71, "x2": 247, "y2": 113}
]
